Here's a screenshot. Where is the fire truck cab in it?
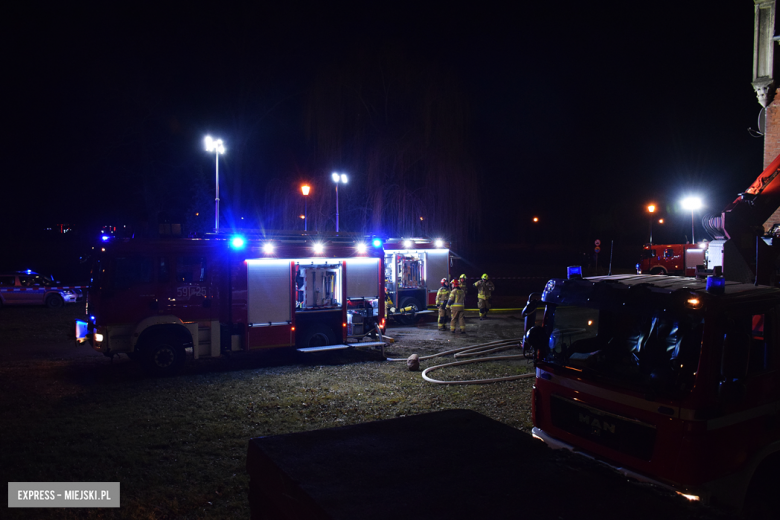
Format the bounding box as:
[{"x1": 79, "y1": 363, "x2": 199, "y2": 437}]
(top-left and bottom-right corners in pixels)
[
  {"x1": 76, "y1": 233, "x2": 386, "y2": 374},
  {"x1": 383, "y1": 238, "x2": 452, "y2": 324},
  {"x1": 524, "y1": 271, "x2": 780, "y2": 514}
]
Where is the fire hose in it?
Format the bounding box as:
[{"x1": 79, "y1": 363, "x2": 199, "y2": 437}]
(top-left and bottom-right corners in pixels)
[{"x1": 387, "y1": 338, "x2": 535, "y2": 385}]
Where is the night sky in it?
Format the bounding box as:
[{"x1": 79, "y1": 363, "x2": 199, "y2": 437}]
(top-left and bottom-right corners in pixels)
[{"x1": 4, "y1": 2, "x2": 767, "y2": 249}]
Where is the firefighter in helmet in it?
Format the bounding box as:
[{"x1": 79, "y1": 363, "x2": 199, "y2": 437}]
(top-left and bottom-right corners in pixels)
[
  {"x1": 447, "y1": 279, "x2": 466, "y2": 334},
  {"x1": 458, "y1": 274, "x2": 469, "y2": 301},
  {"x1": 435, "y1": 278, "x2": 451, "y2": 331},
  {"x1": 474, "y1": 273, "x2": 495, "y2": 320}
]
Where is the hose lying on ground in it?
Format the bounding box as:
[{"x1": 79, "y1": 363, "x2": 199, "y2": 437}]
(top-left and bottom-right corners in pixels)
[{"x1": 387, "y1": 338, "x2": 535, "y2": 385}]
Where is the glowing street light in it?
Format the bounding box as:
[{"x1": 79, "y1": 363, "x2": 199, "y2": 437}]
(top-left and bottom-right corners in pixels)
[
  {"x1": 681, "y1": 197, "x2": 703, "y2": 244},
  {"x1": 301, "y1": 184, "x2": 311, "y2": 231},
  {"x1": 331, "y1": 172, "x2": 347, "y2": 232},
  {"x1": 646, "y1": 204, "x2": 656, "y2": 244},
  {"x1": 204, "y1": 136, "x2": 225, "y2": 232}
]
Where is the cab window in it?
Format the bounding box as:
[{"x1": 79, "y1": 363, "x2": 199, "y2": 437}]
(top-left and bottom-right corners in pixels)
[
  {"x1": 112, "y1": 256, "x2": 154, "y2": 289},
  {"x1": 664, "y1": 248, "x2": 674, "y2": 259},
  {"x1": 748, "y1": 313, "x2": 772, "y2": 374},
  {"x1": 0, "y1": 276, "x2": 15, "y2": 286},
  {"x1": 177, "y1": 256, "x2": 206, "y2": 283}
]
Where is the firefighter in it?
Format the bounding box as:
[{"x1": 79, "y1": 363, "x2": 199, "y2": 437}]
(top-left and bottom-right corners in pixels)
[
  {"x1": 447, "y1": 279, "x2": 466, "y2": 334},
  {"x1": 474, "y1": 273, "x2": 495, "y2": 320},
  {"x1": 459, "y1": 274, "x2": 468, "y2": 296},
  {"x1": 435, "y1": 278, "x2": 451, "y2": 331}
]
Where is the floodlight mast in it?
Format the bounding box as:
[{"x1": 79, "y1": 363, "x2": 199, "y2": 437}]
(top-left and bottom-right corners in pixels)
[
  {"x1": 681, "y1": 197, "x2": 702, "y2": 244},
  {"x1": 332, "y1": 172, "x2": 348, "y2": 232},
  {"x1": 204, "y1": 136, "x2": 225, "y2": 232}
]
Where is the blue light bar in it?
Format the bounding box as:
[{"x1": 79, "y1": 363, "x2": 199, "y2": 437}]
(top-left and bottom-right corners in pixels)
[
  {"x1": 372, "y1": 238, "x2": 383, "y2": 248},
  {"x1": 567, "y1": 266, "x2": 583, "y2": 279},
  {"x1": 230, "y1": 236, "x2": 246, "y2": 249}
]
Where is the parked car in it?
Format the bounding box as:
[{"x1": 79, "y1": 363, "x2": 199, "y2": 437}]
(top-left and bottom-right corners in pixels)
[{"x1": 0, "y1": 271, "x2": 80, "y2": 308}]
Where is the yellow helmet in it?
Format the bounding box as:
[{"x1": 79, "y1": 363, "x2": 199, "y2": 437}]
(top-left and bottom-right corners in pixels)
[
  {"x1": 460, "y1": 274, "x2": 466, "y2": 279},
  {"x1": 482, "y1": 274, "x2": 488, "y2": 280}
]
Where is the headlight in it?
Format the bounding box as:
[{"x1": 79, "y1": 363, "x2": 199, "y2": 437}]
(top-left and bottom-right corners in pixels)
[{"x1": 94, "y1": 333, "x2": 104, "y2": 342}]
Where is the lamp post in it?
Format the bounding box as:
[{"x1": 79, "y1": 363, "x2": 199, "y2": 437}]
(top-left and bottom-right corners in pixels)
[
  {"x1": 681, "y1": 197, "x2": 702, "y2": 244},
  {"x1": 204, "y1": 136, "x2": 225, "y2": 232},
  {"x1": 331, "y1": 172, "x2": 347, "y2": 232},
  {"x1": 301, "y1": 184, "x2": 311, "y2": 231},
  {"x1": 647, "y1": 204, "x2": 656, "y2": 244}
]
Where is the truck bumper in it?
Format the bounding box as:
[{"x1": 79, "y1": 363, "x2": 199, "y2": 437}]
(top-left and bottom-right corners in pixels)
[{"x1": 531, "y1": 427, "x2": 703, "y2": 503}]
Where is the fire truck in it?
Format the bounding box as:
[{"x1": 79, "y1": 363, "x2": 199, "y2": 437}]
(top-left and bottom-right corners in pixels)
[
  {"x1": 638, "y1": 243, "x2": 707, "y2": 277},
  {"x1": 383, "y1": 238, "x2": 452, "y2": 324},
  {"x1": 523, "y1": 268, "x2": 780, "y2": 514},
  {"x1": 76, "y1": 233, "x2": 387, "y2": 375},
  {"x1": 640, "y1": 152, "x2": 780, "y2": 285}
]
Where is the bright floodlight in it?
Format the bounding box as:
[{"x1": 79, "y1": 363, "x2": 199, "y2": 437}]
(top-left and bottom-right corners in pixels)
[
  {"x1": 332, "y1": 172, "x2": 340, "y2": 182},
  {"x1": 340, "y1": 174, "x2": 348, "y2": 183},
  {"x1": 204, "y1": 135, "x2": 225, "y2": 154},
  {"x1": 681, "y1": 196, "x2": 703, "y2": 243},
  {"x1": 403, "y1": 239, "x2": 412, "y2": 248},
  {"x1": 647, "y1": 204, "x2": 656, "y2": 213},
  {"x1": 263, "y1": 243, "x2": 274, "y2": 254},
  {"x1": 301, "y1": 185, "x2": 311, "y2": 196},
  {"x1": 681, "y1": 197, "x2": 702, "y2": 211},
  {"x1": 434, "y1": 239, "x2": 444, "y2": 248},
  {"x1": 313, "y1": 242, "x2": 324, "y2": 254},
  {"x1": 356, "y1": 243, "x2": 367, "y2": 254}
]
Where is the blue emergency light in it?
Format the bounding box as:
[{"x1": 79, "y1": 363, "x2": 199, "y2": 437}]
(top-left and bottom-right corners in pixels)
[
  {"x1": 567, "y1": 266, "x2": 583, "y2": 279},
  {"x1": 230, "y1": 236, "x2": 246, "y2": 249},
  {"x1": 706, "y1": 275, "x2": 725, "y2": 294},
  {"x1": 372, "y1": 238, "x2": 383, "y2": 248},
  {"x1": 101, "y1": 235, "x2": 110, "y2": 242}
]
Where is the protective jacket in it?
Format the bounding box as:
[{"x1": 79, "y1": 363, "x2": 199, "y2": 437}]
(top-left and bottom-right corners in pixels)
[
  {"x1": 447, "y1": 287, "x2": 465, "y2": 309},
  {"x1": 474, "y1": 279, "x2": 495, "y2": 299},
  {"x1": 436, "y1": 286, "x2": 450, "y2": 306}
]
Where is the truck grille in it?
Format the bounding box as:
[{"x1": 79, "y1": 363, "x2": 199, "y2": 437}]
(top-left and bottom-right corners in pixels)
[{"x1": 550, "y1": 395, "x2": 656, "y2": 461}]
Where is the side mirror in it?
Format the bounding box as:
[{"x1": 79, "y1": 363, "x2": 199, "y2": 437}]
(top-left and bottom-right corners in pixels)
[{"x1": 524, "y1": 325, "x2": 549, "y2": 359}]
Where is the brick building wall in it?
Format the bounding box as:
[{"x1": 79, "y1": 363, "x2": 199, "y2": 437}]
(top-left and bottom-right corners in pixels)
[
  {"x1": 764, "y1": 87, "x2": 780, "y2": 168},
  {"x1": 764, "y1": 87, "x2": 780, "y2": 232}
]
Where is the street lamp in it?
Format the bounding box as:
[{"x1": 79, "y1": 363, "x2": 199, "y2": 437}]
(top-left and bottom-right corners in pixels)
[
  {"x1": 331, "y1": 172, "x2": 347, "y2": 232},
  {"x1": 646, "y1": 204, "x2": 656, "y2": 244},
  {"x1": 681, "y1": 197, "x2": 702, "y2": 244},
  {"x1": 204, "y1": 136, "x2": 225, "y2": 232},
  {"x1": 301, "y1": 185, "x2": 311, "y2": 231}
]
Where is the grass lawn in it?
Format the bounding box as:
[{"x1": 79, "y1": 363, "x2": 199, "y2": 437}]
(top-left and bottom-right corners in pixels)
[{"x1": 1, "y1": 305, "x2": 534, "y2": 519}]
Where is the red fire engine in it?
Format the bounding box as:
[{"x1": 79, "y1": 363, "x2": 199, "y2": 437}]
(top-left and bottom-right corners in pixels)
[
  {"x1": 638, "y1": 243, "x2": 707, "y2": 277},
  {"x1": 523, "y1": 268, "x2": 780, "y2": 514},
  {"x1": 76, "y1": 233, "x2": 387, "y2": 374},
  {"x1": 383, "y1": 238, "x2": 452, "y2": 324}
]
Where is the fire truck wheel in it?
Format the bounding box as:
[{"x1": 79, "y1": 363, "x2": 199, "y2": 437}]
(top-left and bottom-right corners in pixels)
[
  {"x1": 45, "y1": 294, "x2": 64, "y2": 308},
  {"x1": 298, "y1": 324, "x2": 336, "y2": 348},
  {"x1": 396, "y1": 297, "x2": 422, "y2": 325},
  {"x1": 142, "y1": 335, "x2": 185, "y2": 375},
  {"x1": 649, "y1": 267, "x2": 665, "y2": 275}
]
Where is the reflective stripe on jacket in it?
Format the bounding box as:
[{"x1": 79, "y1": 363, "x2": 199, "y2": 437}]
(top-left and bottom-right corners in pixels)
[{"x1": 447, "y1": 288, "x2": 465, "y2": 308}]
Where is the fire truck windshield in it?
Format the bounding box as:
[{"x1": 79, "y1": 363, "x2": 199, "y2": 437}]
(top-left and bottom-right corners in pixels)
[{"x1": 542, "y1": 304, "x2": 703, "y2": 395}]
